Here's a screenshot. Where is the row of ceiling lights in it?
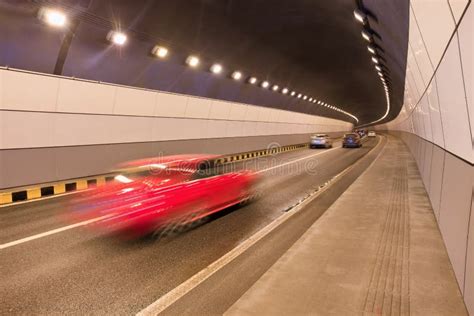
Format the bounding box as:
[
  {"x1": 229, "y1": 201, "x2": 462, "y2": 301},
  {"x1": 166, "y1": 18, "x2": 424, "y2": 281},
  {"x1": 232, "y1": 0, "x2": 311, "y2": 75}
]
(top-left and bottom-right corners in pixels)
[
  {"x1": 353, "y1": 9, "x2": 391, "y2": 126},
  {"x1": 38, "y1": 7, "x2": 359, "y2": 123}
]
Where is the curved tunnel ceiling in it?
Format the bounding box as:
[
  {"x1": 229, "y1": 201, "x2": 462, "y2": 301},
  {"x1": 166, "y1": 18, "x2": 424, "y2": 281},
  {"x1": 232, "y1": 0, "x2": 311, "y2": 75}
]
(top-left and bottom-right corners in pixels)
[{"x1": 0, "y1": 0, "x2": 409, "y2": 126}]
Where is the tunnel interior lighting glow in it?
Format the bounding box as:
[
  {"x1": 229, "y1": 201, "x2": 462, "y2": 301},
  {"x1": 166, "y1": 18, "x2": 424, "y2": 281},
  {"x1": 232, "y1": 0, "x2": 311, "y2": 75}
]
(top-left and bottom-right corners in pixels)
[
  {"x1": 309, "y1": 97, "x2": 313, "y2": 102},
  {"x1": 107, "y1": 31, "x2": 127, "y2": 45},
  {"x1": 353, "y1": 9, "x2": 367, "y2": 24},
  {"x1": 375, "y1": 65, "x2": 382, "y2": 71},
  {"x1": 186, "y1": 55, "x2": 200, "y2": 67},
  {"x1": 290, "y1": 91, "x2": 296, "y2": 96},
  {"x1": 282, "y1": 88, "x2": 289, "y2": 94},
  {"x1": 367, "y1": 45, "x2": 376, "y2": 54},
  {"x1": 297, "y1": 93, "x2": 302, "y2": 98},
  {"x1": 261, "y1": 81, "x2": 270, "y2": 88},
  {"x1": 361, "y1": 30, "x2": 372, "y2": 42},
  {"x1": 39, "y1": 8, "x2": 67, "y2": 27},
  {"x1": 151, "y1": 45, "x2": 169, "y2": 58},
  {"x1": 231, "y1": 71, "x2": 242, "y2": 80},
  {"x1": 210, "y1": 63, "x2": 223, "y2": 74},
  {"x1": 303, "y1": 95, "x2": 308, "y2": 100},
  {"x1": 272, "y1": 85, "x2": 279, "y2": 91},
  {"x1": 371, "y1": 56, "x2": 379, "y2": 64},
  {"x1": 312, "y1": 99, "x2": 317, "y2": 104},
  {"x1": 248, "y1": 77, "x2": 257, "y2": 84}
]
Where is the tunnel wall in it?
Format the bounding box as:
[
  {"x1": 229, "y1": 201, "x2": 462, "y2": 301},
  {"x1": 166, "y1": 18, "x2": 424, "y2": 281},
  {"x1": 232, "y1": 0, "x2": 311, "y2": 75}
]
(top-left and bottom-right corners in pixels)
[
  {"x1": 377, "y1": 1, "x2": 473, "y2": 313},
  {"x1": 0, "y1": 67, "x2": 352, "y2": 189}
]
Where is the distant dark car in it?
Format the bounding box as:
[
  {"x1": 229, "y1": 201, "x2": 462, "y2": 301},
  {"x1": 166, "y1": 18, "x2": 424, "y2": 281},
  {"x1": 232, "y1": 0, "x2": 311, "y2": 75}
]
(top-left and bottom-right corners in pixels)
[{"x1": 342, "y1": 133, "x2": 362, "y2": 148}]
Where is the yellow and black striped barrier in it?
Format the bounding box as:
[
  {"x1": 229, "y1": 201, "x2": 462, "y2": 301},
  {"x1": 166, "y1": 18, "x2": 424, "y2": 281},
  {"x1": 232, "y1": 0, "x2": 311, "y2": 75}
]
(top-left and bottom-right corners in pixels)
[{"x1": 0, "y1": 142, "x2": 309, "y2": 206}]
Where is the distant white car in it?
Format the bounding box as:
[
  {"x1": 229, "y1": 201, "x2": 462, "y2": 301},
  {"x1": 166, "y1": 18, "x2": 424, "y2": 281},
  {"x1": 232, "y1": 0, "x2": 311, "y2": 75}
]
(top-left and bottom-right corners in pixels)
[
  {"x1": 368, "y1": 131, "x2": 376, "y2": 137},
  {"x1": 310, "y1": 134, "x2": 333, "y2": 148}
]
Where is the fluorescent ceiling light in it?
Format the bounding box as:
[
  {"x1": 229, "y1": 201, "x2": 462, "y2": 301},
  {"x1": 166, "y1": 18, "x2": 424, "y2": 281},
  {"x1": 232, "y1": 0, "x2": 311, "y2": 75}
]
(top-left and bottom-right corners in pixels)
[
  {"x1": 107, "y1": 31, "x2": 127, "y2": 45},
  {"x1": 282, "y1": 88, "x2": 289, "y2": 94},
  {"x1": 151, "y1": 45, "x2": 169, "y2": 58},
  {"x1": 361, "y1": 30, "x2": 372, "y2": 42},
  {"x1": 272, "y1": 85, "x2": 279, "y2": 91},
  {"x1": 248, "y1": 77, "x2": 258, "y2": 84},
  {"x1": 39, "y1": 8, "x2": 67, "y2": 27},
  {"x1": 371, "y1": 56, "x2": 379, "y2": 64},
  {"x1": 353, "y1": 9, "x2": 367, "y2": 24},
  {"x1": 367, "y1": 45, "x2": 376, "y2": 54},
  {"x1": 186, "y1": 55, "x2": 200, "y2": 67},
  {"x1": 231, "y1": 71, "x2": 242, "y2": 80},
  {"x1": 261, "y1": 81, "x2": 270, "y2": 88},
  {"x1": 210, "y1": 63, "x2": 223, "y2": 74}
]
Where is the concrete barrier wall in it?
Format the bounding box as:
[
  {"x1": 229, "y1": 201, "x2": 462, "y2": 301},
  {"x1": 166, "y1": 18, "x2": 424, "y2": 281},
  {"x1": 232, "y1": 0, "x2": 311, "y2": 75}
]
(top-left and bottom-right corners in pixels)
[
  {"x1": 377, "y1": 2, "x2": 473, "y2": 313},
  {"x1": 0, "y1": 68, "x2": 352, "y2": 188}
]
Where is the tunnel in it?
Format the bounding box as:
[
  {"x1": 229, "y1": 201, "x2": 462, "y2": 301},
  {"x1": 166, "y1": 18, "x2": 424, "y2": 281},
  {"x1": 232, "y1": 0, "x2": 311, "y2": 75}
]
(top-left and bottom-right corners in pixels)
[{"x1": 0, "y1": 0, "x2": 472, "y2": 315}]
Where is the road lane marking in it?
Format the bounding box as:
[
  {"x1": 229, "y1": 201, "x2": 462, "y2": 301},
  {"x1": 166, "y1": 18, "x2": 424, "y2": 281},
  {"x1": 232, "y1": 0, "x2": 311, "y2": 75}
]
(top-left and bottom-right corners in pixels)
[
  {"x1": 137, "y1": 136, "x2": 383, "y2": 315},
  {"x1": 0, "y1": 140, "x2": 362, "y2": 250},
  {"x1": 0, "y1": 214, "x2": 112, "y2": 250}
]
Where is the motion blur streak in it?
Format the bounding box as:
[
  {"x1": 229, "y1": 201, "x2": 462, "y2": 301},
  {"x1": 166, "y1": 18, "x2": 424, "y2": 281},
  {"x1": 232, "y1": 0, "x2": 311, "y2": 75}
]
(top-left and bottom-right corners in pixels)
[{"x1": 67, "y1": 154, "x2": 260, "y2": 239}]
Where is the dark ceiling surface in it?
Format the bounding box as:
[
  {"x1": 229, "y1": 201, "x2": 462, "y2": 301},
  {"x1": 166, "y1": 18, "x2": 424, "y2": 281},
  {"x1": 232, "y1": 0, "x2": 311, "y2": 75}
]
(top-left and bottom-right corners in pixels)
[{"x1": 0, "y1": 0, "x2": 409, "y2": 126}]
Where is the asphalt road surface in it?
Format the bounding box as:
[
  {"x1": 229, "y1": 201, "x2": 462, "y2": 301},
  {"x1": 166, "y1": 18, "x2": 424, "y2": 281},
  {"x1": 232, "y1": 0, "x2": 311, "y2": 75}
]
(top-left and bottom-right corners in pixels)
[{"x1": 1, "y1": 137, "x2": 379, "y2": 315}]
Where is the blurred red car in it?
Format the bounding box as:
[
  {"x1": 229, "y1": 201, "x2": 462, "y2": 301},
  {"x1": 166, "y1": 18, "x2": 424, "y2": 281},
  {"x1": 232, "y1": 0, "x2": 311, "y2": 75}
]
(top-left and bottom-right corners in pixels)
[{"x1": 70, "y1": 154, "x2": 260, "y2": 238}]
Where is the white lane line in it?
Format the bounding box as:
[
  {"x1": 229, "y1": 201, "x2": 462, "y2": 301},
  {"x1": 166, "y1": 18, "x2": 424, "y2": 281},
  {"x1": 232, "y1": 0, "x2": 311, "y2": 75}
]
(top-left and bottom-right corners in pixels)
[
  {"x1": 0, "y1": 215, "x2": 111, "y2": 250},
  {"x1": 137, "y1": 136, "x2": 383, "y2": 316},
  {"x1": 0, "y1": 145, "x2": 343, "y2": 250}
]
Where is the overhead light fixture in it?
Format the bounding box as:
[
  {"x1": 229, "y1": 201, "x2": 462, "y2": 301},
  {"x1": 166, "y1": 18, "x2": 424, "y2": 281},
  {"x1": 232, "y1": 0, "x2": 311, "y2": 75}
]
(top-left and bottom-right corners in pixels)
[
  {"x1": 248, "y1": 77, "x2": 258, "y2": 84},
  {"x1": 361, "y1": 30, "x2": 372, "y2": 42},
  {"x1": 309, "y1": 98, "x2": 313, "y2": 102},
  {"x1": 38, "y1": 8, "x2": 67, "y2": 27},
  {"x1": 367, "y1": 45, "x2": 376, "y2": 54},
  {"x1": 107, "y1": 31, "x2": 127, "y2": 45},
  {"x1": 312, "y1": 99, "x2": 317, "y2": 104},
  {"x1": 303, "y1": 95, "x2": 308, "y2": 100},
  {"x1": 151, "y1": 45, "x2": 169, "y2": 58},
  {"x1": 261, "y1": 81, "x2": 270, "y2": 88},
  {"x1": 290, "y1": 91, "x2": 296, "y2": 96},
  {"x1": 353, "y1": 9, "x2": 367, "y2": 24},
  {"x1": 272, "y1": 85, "x2": 279, "y2": 91},
  {"x1": 297, "y1": 93, "x2": 302, "y2": 98},
  {"x1": 317, "y1": 101, "x2": 322, "y2": 105},
  {"x1": 210, "y1": 63, "x2": 223, "y2": 74},
  {"x1": 371, "y1": 56, "x2": 379, "y2": 64},
  {"x1": 186, "y1": 55, "x2": 200, "y2": 67},
  {"x1": 282, "y1": 88, "x2": 289, "y2": 94},
  {"x1": 231, "y1": 71, "x2": 242, "y2": 80},
  {"x1": 375, "y1": 65, "x2": 382, "y2": 71}
]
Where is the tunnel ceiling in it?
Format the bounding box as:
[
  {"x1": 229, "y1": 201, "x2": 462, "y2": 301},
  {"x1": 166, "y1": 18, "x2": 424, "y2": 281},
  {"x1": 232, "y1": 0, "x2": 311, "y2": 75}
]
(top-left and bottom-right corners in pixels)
[{"x1": 0, "y1": 0, "x2": 409, "y2": 126}]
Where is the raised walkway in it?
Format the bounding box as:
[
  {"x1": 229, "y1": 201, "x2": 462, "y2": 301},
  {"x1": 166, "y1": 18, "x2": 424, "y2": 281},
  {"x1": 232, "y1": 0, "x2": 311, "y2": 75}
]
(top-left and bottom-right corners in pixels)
[{"x1": 225, "y1": 135, "x2": 468, "y2": 315}]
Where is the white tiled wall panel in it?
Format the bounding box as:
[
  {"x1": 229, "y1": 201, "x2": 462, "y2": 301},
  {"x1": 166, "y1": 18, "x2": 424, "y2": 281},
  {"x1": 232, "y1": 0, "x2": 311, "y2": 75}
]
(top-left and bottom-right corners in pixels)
[
  {"x1": 436, "y1": 37, "x2": 472, "y2": 161},
  {"x1": 57, "y1": 79, "x2": 116, "y2": 114},
  {"x1": 381, "y1": 2, "x2": 473, "y2": 313},
  {"x1": 426, "y1": 79, "x2": 445, "y2": 147},
  {"x1": 184, "y1": 97, "x2": 211, "y2": 119},
  {"x1": 411, "y1": 0, "x2": 455, "y2": 66},
  {"x1": 0, "y1": 68, "x2": 352, "y2": 149},
  {"x1": 114, "y1": 87, "x2": 156, "y2": 116},
  {"x1": 1, "y1": 111, "x2": 54, "y2": 148},
  {"x1": 457, "y1": 5, "x2": 473, "y2": 142},
  {"x1": 449, "y1": 0, "x2": 469, "y2": 23},
  {"x1": 409, "y1": 8, "x2": 434, "y2": 85},
  {"x1": 208, "y1": 100, "x2": 231, "y2": 120},
  {"x1": 155, "y1": 92, "x2": 187, "y2": 118},
  {"x1": 2, "y1": 70, "x2": 59, "y2": 112}
]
